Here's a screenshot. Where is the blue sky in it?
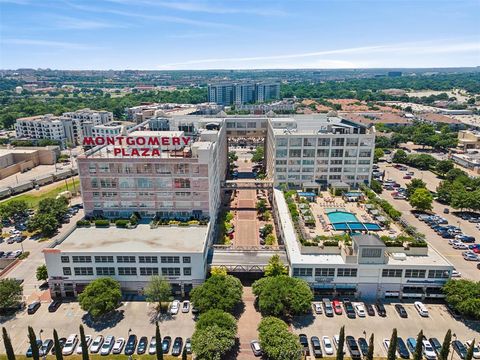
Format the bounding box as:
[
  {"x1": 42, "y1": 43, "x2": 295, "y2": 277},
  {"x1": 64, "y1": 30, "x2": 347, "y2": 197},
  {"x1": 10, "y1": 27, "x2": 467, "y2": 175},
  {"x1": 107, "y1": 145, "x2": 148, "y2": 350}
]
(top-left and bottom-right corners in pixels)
[{"x1": 0, "y1": 0, "x2": 479, "y2": 70}]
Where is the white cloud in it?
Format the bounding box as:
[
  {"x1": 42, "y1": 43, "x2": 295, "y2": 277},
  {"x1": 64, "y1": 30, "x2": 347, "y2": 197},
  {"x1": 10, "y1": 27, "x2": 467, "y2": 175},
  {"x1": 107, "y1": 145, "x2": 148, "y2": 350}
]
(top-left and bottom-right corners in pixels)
[{"x1": 51, "y1": 15, "x2": 126, "y2": 30}]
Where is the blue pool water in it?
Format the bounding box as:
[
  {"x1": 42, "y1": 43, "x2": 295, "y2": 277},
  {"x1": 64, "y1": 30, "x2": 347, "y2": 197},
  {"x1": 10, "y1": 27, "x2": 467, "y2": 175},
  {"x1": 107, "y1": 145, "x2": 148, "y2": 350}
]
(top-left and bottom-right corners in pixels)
[{"x1": 326, "y1": 210, "x2": 382, "y2": 231}]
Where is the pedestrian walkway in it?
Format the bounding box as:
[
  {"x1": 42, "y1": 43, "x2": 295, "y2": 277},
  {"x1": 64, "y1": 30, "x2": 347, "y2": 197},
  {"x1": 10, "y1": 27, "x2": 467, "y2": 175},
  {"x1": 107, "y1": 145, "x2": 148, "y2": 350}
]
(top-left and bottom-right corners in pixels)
[{"x1": 236, "y1": 287, "x2": 261, "y2": 360}]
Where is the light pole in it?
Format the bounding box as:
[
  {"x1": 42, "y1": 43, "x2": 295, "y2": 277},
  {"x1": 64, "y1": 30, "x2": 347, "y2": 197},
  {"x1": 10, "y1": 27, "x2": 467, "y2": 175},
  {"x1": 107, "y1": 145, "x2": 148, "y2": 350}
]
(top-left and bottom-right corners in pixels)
[
  {"x1": 128, "y1": 328, "x2": 132, "y2": 360},
  {"x1": 450, "y1": 333, "x2": 457, "y2": 360}
]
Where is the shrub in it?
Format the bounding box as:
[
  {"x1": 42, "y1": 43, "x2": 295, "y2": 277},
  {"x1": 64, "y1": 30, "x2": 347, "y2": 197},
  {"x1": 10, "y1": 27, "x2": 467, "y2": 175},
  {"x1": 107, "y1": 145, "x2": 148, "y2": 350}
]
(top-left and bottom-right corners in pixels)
[
  {"x1": 115, "y1": 219, "x2": 129, "y2": 228},
  {"x1": 76, "y1": 220, "x2": 91, "y2": 228},
  {"x1": 188, "y1": 220, "x2": 200, "y2": 225},
  {"x1": 94, "y1": 219, "x2": 110, "y2": 228},
  {"x1": 323, "y1": 240, "x2": 339, "y2": 247},
  {"x1": 178, "y1": 222, "x2": 189, "y2": 227},
  {"x1": 18, "y1": 251, "x2": 30, "y2": 260},
  {"x1": 265, "y1": 234, "x2": 276, "y2": 245}
]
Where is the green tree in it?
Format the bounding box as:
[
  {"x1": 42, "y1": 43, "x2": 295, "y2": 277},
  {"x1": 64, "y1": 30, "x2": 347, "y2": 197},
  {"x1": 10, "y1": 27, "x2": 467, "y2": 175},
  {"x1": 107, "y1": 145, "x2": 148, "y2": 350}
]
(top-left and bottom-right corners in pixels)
[
  {"x1": 210, "y1": 267, "x2": 227, "y2": 277},
  {"x1": 27, "y1": 213, "x2": 59, "y2": 237},
  {"x1": 0, "y1": 199, "x2": 28, "y2": 220},
  {"x1": 256, "y1": 199, "x2": 267, "y2": 213},
  {"x1": 337, "y1": 325, "x2": 345, "y2": 360},
  {"x1": 374, "y1": 148, "x2": 385, "y2": 163},
  {"x1": 409, "y1": 188, "x2": 434, "y2": 211},
  {"x1": 196, "y1": 309, "x2": 237, "y2": 335},
  {"x1": 145, "y1": 276, "x2": 172, "y2": 313},
  {"x1": 252, "y1": 275, "x2": 312, "y2": 317},
  {"x1": 436, "y1": 160, "x2": 454, "y2": 177},
  {"x1": 466, "y1": 340, "x2": 475, "y2": 360},
  {"x1": 366, "y1": 334, "x2": 374, "y2": 360},
  {"x1": 392, "y1": 149, "x2": 408, "y2": 164},
  {"x1": 190, "y1": 274, "x2": 243, "y2": 314},
  {"x1": 2, "y1": 327, "x2": 15, "y2": 360},
  {"x1": 264, "y1": 254, "x2": 288, "y2": 277},
  {"x1": 265, "y1": 233, "x2": 276, "y2": 245},
  {"x1": 443, "y1": 279, "x2": 480, "y2": 320},
  {"x1": 27, "y1": 326, "x2": 40, "y2": 360},
  {"x1": 370, "y1": 179, "x2": 383, "y2": 194},
  {"x1": 191, "y1": 326, "x2": 236, "y2": 360},
  {"x1": 155, "y1": 321, "x2": 163, "y2": 360},
  {"x1": 182, "y1": 346, "x2": 187, "y2": 360},
  {"x1": 439, "y1": 329, "x2": 452, "y2": 360},
  {"x1": 258, "y1": 317, "x2": 301, "y2": 360},
  {"x1": 79, "y1": 324, "x2": 89, "y2": 360},
  {"x1": 251, "y1": 146, "x2": 264, "y2": 163},
  {"x1": 413, "y1": 330, "x2": 424, "y2": 360},
  {"x1": 78, "y1": 277, "x2": 122, "y2": 318},
  {"x1": 36, "y1": 264, "x2": 48, "y2": 281},
  {"x1": 406, "y1": 178, "x2": 427, "y2": 198},
  {"x1": 53, "y1": 329, "x2": 64, "y2": 360},
  {"x1": 387, "y1": 328, "x2": 398, "y2": 360},
  {"x1": 445, "y1": 168, "x2": 468, "y2": 182},
  {"x1": 0, "y1": 278, "x2": 23, "y2": 311},
  {"x1": 262, "y1": 210, "x2": 272, "y2": 221}
]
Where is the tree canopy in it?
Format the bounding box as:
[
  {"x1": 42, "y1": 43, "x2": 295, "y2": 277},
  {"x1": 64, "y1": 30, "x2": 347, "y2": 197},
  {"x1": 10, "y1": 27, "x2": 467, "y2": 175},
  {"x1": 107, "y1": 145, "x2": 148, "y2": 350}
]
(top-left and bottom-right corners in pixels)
[
  {"x1": 78, "y1": 277, "x2": 122, "y2": 318},
  {"x1": 264, "y1": 254, "x2": 288, "y2": 277},
  {"x1": 409, "y1": 188, "x2": 434, "y2": 211},
  {"x1": 258, "y1": 317, "x2": 302, "y2": 360},
  {"x1": 0, "y1": 279, "x2": 23, "y2": 312},
  {"x1": 443, "y1": 279, "x2": 480, "y2": 320},
  {"x1": 144, "y1": 276, "x2": 172, "y2": 312},
  {"x1": 190, "y1": 274, "x2": 243, "y2": 314},
  {"x1": 252, "y1": 275, "x2": 313, "y2": 317},
  {"x1": 36, "y1": 264, "x2": 48, "y2": 281}
]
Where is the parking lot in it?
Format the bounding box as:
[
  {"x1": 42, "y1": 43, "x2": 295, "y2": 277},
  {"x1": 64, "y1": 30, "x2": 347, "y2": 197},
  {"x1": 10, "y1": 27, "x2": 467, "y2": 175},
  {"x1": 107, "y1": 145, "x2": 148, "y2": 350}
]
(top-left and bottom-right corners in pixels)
[
  {"x1": 0, "y1": 300, "x2": 195, "y2": 356},
  {"x1": 293, "y1": 301, "x2": 479, "y2": 359},
  {"x1": 377, "y1": 163, "x2": 480, "y2": 280}
]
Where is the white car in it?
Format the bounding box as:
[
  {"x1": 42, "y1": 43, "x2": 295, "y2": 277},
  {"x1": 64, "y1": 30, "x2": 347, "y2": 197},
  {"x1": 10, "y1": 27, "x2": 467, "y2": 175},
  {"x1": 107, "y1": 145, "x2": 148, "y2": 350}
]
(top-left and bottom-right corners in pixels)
[
  {"x1": 100, "y1": 335, "x2": 114, "y2": 355},
  {"x1": 112, "y1": 338, "x2": 125, "y2": 354},
  {"x1": 333, "y1": 335, "x2": 340, "y2": 349},
  {"x1": 449, "y1": 239, "x2": 460, "y2": 245},
  {"x1": 466, "y1": 340, "x2": 480, "y2": 359},
  {"x1": 76, "y1": 335, "x2": 92, "y2": 354},
  {"x1": 354, "y1": 303, "x2": 366, "y2": 317},
  {"x1": 453, "y1": 243, "x2": 468, "y2": 250},
  {"x1": 383, "y1": 339, "x2": 391, "y2": 353},
  {"x1": 414, "y1": 301, "x2": 429, "y2": 317},
  {"x1": 182, "y1": 300, "x2": 190, "y2": 313},
  {"x1": 322, "y1": 336, "x2": 334, "y2": 355},
  {"x1": 148, "y1": 336, "x2": 156, "y2": 355},
  {"x1": 90, "y1": 335, "x2": 104, "y2": 353},
  {"x1": 451, "y1": 270, "x2": 462, "y2": 278},
  {"x1": 313, "y1": 303, "x2": 323, "y2": 314},
  {"x1": 423, "y1": 340, "x2": 437, "y2": 360},
  {"x1": 62, "y1": 334, "x2": 78, "y2": 355},
  {"x1": 170, "y1": 300, "x2": 180, "y2": 315}
]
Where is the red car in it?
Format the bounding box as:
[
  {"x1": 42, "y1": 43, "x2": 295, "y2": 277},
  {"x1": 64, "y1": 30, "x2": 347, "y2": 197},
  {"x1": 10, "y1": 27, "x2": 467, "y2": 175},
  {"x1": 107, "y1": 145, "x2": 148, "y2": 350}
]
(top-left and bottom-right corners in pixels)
[
  {"x1": 403, "y1": 175, "x2": 412, "y2": 179},
  {"x1": 332, "y1": 300, "x2": 343, "y2": 315}
]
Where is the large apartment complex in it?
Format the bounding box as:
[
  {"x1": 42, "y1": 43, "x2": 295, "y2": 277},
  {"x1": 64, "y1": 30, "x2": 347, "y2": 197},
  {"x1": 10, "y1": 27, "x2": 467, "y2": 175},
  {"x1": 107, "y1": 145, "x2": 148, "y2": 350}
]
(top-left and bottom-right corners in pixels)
[
  {"x1": 15, "y1": 108, "x2": 113, "y2": 145},
  {"x1": 208, "y1": 82, "x2": 280, "y2": 106}
]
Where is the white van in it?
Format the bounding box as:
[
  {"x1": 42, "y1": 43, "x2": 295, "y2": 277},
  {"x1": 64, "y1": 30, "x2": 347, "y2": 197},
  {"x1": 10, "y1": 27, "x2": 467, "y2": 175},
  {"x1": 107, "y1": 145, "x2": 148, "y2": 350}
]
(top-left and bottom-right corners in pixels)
[{"x1": 414, "y1": 301, "x2": 429, "y2": 317}]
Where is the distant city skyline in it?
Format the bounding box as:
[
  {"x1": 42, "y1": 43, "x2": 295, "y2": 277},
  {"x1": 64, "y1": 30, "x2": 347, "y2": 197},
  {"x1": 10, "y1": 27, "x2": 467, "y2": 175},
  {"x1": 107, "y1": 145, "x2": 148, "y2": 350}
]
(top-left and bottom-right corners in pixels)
[{"x1": 0, "y1": 0, "x2": 479, "y2": 70}]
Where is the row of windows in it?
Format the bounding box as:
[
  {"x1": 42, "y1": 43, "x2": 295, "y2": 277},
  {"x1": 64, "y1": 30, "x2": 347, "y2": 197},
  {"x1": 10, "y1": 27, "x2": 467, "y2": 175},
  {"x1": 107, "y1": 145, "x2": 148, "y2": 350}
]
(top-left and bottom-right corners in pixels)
[
  {"x1": 276, "y1": 149, "x2": 372, "y2": 159},
  {"x1": 293, "y1": 268, "x2": 358, "y2": 277},
  {"x1": 382, "y1": 269, "x2": 449, "y2": 279},
  {"x1": 292, "y1": 268, "x2": 447, "y2": 279},
  {"x1": 61, "y1": 255, "x2": 191, "y2": 264},
  {"x1": 276, "y1": 138, "x2": 373, "y2": 147},
  {"x1": 63, "y1": 267, "x2": 192, "y2": 277},
  {"x1": 89, "y1": 163, "x2": 201, "y2": 175}
]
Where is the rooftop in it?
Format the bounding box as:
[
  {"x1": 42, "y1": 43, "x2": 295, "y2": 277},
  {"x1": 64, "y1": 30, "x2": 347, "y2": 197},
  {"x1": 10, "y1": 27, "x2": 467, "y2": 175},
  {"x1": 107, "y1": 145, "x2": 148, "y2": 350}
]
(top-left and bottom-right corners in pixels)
[
  {"x1": 353, "y1": 234, "x2": 386, "y2": 247},
  {"x1": 56, "y1": 224, "x2": 209, "y2": 253}
]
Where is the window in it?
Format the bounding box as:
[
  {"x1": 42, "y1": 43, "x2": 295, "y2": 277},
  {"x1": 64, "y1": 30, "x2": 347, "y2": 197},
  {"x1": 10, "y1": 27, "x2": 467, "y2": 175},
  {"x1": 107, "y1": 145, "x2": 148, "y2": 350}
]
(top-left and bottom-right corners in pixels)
[
  {"x1": 74, "y1": 267, "x2": 94, "y2": 276},
  {"x1": 346, "y1": 138, "x2": 359, "y2": 146},
  {"x1": 337, "y1": 268, "x2": 358, "y2": 277},
  {"x1": 63, "y1": 267, "x2": 71, "y2": 276},
  {"x1": 72, "y1": 256, "x2": 92, "y2": 263},
  {"x1": 382, "y1": 269, "x2": 403, "y2": 278},
  {"x1": 183, "y1": 256, "x2": 191, "y2": 263},
  {"x1": 162, "y1": 267, "x2": 181, "y2": 276},
  {"x1": 361, "y1": 248, "x2": 383, "y2": 258},
  {"x1": 174, "y1": 179, "x2": 191, "y2": 189},
  {"x1": 94, "y1": 256, "x2": 114, "y2": 263},
  {"x1": 289, "y1": 138, "x2": 302, "y2": 147},
  {"x1": 118, "y1": 267, "x2": 137, "y2": 276},
  {"x1": 161, "y1": 256, "x2": 180, "y2": 264},
  {"x1": 428, "y1": 270, "x2": 449, "y2": 279},
  {"x1": 276, "y1": 149, "x2": 287, "y2": 158},
  {"x1": 317, "y1": 149, "x2": 329, "y2": 157},
  {"x1": 315, "y1": 268, "x2": 335, "y2": 277},
  {"x1": 359, "y1": 150, "x2": 372, "y2": 158},
  {"x1": 293, "y1": 268, "x2": 313, "y2": 277},
  {"x1": 318, "y1": 138, "x2": 330, "y2": 147},
  {"x1": 139, "y1": 256, "x2": 158, "y2": 263},
  {"x1": 303, "y1": 149, "x2": 315, "y2": 157},
  {"x1": 303, "y1": 138, "x2": 315, "y2": 147},
  {"x1": 331, "y1": 149, "x2": 344, "y2": 158},
  {"x1": 405, "y1": 269, "x2": 426, "y2": 278},
  {"x1": 289, "y1": 149, "x2": 301, "y2": 158},
  {"x1": 61, "y1": 256, "x2": 70, "y2": 263},
  {"x1": 140, "y1": 267, "x2": 159, "y2": 276},
  {"x1": 276, "y1": 138, "x2": 287, "y2": 147},
  {"x1": 332, "y1": 138, "x2": 345, "y2": 147},
  {"x1": 96, "y1": 267, "x2": 115, "y2": 276},
  {"x1": 183, "y1": 267, "x2": 192, "y2": 276},
  {"x1": 117, "y1": 256, "x2": 136, "y2": 263}
]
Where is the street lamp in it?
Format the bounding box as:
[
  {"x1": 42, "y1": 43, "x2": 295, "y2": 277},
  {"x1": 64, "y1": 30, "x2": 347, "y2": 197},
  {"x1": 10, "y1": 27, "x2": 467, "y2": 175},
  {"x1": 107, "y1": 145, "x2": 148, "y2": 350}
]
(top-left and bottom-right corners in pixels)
[{"x1": 450, "y1": 333, "x2": 457, "y2": 360}]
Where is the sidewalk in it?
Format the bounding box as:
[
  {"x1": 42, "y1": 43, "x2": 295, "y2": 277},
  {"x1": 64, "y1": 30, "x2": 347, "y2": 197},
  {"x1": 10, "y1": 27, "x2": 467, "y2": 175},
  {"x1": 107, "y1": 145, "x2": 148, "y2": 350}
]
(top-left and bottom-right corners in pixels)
[{"x1": 236, "y1": 287, "x2": 262, "y2": 360}]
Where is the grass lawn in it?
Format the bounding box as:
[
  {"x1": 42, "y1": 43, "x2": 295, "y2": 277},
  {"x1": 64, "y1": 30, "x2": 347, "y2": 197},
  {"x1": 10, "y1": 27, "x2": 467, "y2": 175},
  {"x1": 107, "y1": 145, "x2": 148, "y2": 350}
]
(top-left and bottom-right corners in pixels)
[
  {"x1": 0, "y1": 178, "x2": 80, "y2": 209},
  {"x1": 0, "y1": 355, "x2": 190, "y2": 360}
]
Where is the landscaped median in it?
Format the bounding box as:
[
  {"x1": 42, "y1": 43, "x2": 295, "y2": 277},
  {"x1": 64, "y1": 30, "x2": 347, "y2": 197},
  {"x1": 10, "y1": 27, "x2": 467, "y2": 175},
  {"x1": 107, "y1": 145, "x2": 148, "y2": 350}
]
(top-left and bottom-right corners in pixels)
[{"x1": 0, "y1": 355, "x2": 190, "y2": 360}]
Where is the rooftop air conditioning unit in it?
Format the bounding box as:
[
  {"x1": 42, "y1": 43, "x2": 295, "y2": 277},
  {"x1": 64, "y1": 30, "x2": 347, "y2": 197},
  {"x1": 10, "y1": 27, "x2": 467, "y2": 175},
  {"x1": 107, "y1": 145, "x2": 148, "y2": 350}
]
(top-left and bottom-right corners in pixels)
[{"x1": 391, "y1": 252, "x2": 407, "y2": 261}]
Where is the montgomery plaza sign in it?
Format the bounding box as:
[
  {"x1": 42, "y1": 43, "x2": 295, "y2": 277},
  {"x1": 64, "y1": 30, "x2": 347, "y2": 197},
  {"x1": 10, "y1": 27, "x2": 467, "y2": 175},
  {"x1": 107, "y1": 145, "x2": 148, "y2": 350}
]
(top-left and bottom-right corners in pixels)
[{"x1": 83, "y1": 135, "x2": 191, "y2": 157}]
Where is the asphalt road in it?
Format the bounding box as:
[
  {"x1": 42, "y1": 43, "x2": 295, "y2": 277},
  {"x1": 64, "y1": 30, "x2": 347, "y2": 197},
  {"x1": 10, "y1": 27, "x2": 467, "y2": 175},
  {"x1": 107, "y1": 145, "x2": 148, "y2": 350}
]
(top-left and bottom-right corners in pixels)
[{"x1": 378, "y1": 163, "x2": 479, "y2": 280}]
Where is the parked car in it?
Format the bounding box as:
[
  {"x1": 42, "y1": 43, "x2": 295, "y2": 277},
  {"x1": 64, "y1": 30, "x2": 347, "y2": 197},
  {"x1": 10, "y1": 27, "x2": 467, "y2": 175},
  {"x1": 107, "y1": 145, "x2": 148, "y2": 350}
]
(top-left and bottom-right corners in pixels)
[
  {"x1": 148, "y1": 336, "x2": 157, "y2": 355},
  {"x1": 323, "y1": 299, "x2": 334, "y2": 317},
  {"x1": 185, "y1": 338, "x2": 192, "y2": 354},
  {"x1": 48, "y1": 300, "x2": 61, "y2": 312},
  {"x1": 407, "y1": 338, "x2": 417, "y2": 353},
  {"x1": 354, "y1": 303, "x2": 366, "y2": 317},
  {"x1": 112, "y1": 338, "x2": 125, "y2": 354},
  {"x1": 62, "y1": 334, "x2": 78, "y2": 356},
  {"x1": 465, "y1": 340, "x2": 480, "y2": 359},
  {"x1": 27, "y1": 301, "x2": 41, "y2": 314},
  {"x1": 429, "y1": 338, "x2": 442, "y2": 354},
  {"x1": 346, "y1": 336, "x2": 361, "y2": 359},
  {"x1": 333, "y1": 299, "x2": 343, "y2": 315},
  {"x1": 124, "y1": 334, "x2": 137, "y2": 355},
  {"x1": 162, "y1": 336, "x2": 172, "y2": 354},
  {"x1": 26, "y1": 340, "x2": 42, "y2": 358},
  {"x1": 100, "y1": 335, "x2": 115, "y2": 356},
  {"x1": 313, "y1": 302, "x2": 323, "y2": 314},
  {"x1": 299, "y1": 334, "x2": 310, "y2": 356},
  {"x1": 90, "y1": 335, "x2": 104, "y2": 353},
  {"x1": 171, "y1": 337, "x2": 183, "y2": 356},
  {"x1": 414, "y1": 301, "x2": 429, "y2": 317},
  {"x1": 251, "y1": 340, "x2": 262, "y2": 356},
  {"x1": 40, "y1": 339, "x2": 54, "y2": 357},
  {"x1": 137, "y1": 336, "x2": 148, "y2": 354},
  {"x1": 423, "y1": 340, "x2": 437, "y2": 360},
  {"x1": 397, "y1": 337, "x2": 410, "y2": 359},
  {"x1": 322, "y1": 336, "x2": 334, "y2": 355},
  {"x1": 452, "y1": 340, "x2": 467, "y2": 359},
  {"x1": 395, "y1": 304, "x2": 408, "y2": 318},
  {"x1": 365, "y1": 303, "x2": 375, "y2": 316},
  {"x1": 51, "y1": 338, "x2": 66, "y2": 355},
  {"x1": 182, "y1": 300, "x2": 190, "y2": 313},
  {"x1": 376, "y1": 302, "x2": 387, "y2": 317},
  {"x1": 311, "y1": 336, "x2": 323, "y2": 358},
  {"x1": 383, "y1": 339, "x2": 391, "y2": 353},
  {"x1": 170, "y1": 300, "x2": 180, "y2": 315},
  {"x1": 76, "y1": 335, "x2": 92, "y2": 354},
  {"x1": 344, "y1": 301, "x2": 356, "y2": 318}
]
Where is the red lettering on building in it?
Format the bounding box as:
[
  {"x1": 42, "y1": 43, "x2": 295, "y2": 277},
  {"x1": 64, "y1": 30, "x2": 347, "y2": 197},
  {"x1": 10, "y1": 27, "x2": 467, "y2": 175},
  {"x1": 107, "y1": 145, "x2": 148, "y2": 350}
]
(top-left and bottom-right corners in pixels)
[
  {"x1": 172, "y1": 137, "x2": 180, "y2": 145},
  {"x1": 161, "y1": 137, "x2": 170, "y2": 145}
]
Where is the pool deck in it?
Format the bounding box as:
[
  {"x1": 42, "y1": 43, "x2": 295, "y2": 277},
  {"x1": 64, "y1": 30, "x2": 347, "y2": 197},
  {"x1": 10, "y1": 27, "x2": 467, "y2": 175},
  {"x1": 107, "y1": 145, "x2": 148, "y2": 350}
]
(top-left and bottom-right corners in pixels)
[{"x1": 304, "y1": 191, "x2": 402, "y2": 238}]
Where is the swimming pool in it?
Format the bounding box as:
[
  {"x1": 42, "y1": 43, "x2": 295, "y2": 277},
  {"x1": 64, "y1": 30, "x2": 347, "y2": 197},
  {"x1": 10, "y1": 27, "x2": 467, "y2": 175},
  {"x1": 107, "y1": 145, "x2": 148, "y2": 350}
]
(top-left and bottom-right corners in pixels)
[{"x1": 326, "y1": 210, "x2": 382, "y2": 231}]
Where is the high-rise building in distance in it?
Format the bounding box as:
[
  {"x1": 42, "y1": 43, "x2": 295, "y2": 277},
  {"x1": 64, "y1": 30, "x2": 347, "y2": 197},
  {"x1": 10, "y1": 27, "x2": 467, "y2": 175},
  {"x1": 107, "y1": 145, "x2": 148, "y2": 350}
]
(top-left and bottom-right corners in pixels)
[{"x1": 208, "y1": 82, "x2": 280, "y2": 105}]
